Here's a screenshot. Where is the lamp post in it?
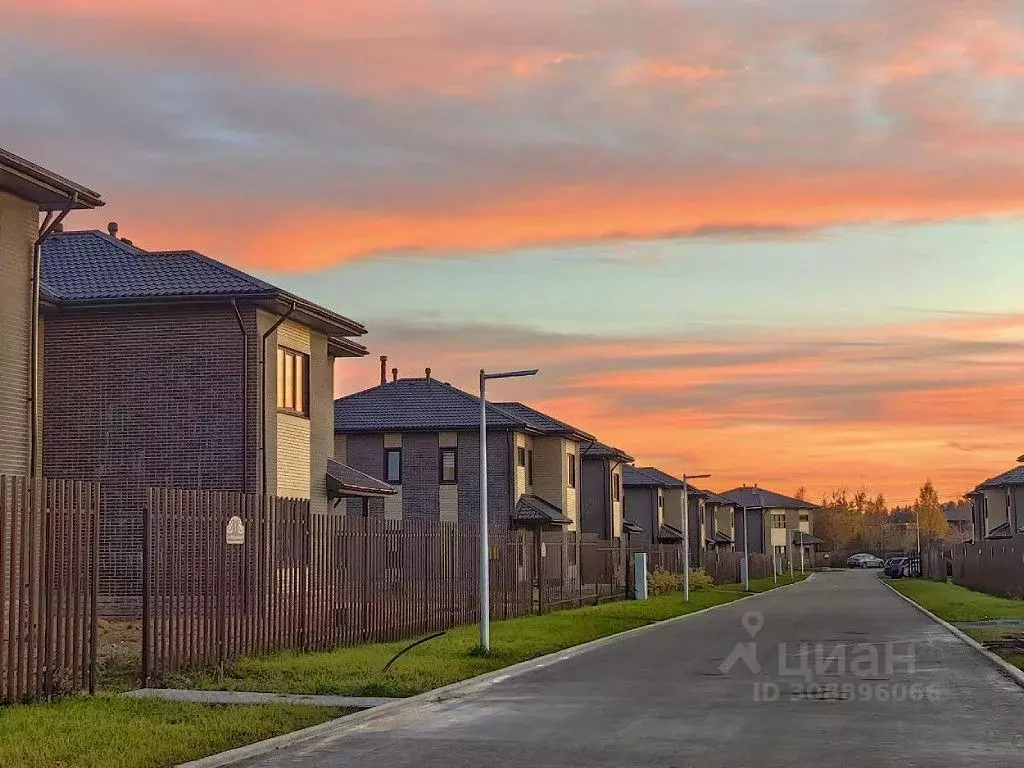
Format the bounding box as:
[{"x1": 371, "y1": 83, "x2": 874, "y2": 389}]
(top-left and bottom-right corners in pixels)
[
  {"x1": 681, "y1": 473, "x2": 711, "y2": 602},
  {"x1": 479, "y1": 367, "x2": 538, "y2": 654},
  {"x1": 741, "y1": 505, "x2": 750, "y2": 591}
]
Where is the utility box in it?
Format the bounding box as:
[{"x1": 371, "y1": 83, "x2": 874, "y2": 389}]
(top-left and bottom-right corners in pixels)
[{"x1": 633, "y1": 552, "x2": 648, "y2": 600}]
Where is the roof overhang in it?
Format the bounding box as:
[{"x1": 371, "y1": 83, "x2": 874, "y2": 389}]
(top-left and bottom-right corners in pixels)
[
  {"x1": 326, "y1": 459, "x2": 396, "y2": 499},
  {"x1": 0, "y1": 147, "x2": 104, "y2": 210}
]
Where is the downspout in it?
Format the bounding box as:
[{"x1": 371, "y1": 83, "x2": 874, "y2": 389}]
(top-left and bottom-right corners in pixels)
[
  {"x1": 231, "y1": 300, "x2": 249, "y2": 493},
  {"x1": 259, "y1": 302, "x2": 296, "y2": 496},
  {"x1": 30, "y1": 198, "x2": 75, "y2": 478}
]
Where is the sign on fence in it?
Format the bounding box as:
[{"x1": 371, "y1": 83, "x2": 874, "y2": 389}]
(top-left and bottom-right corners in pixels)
[{"x1": 225, "y1": 516, "x2": 245, "y2": 545}]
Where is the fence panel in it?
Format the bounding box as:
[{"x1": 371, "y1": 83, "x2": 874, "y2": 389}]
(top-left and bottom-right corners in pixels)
[
  {"x1": 0, "y1": 476, "x2": 99, "y2": 703},
  {"x1": 926, "y1": 543, "x2": 1024, "y2": 599}
]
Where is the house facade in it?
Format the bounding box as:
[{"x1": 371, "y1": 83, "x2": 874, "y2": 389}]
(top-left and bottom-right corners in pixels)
[
  {"x1": 0, "y1": 147, "x2": 103, "y2": 478},
  {"x1": 699, "y1": 489, "x2": 737, "y2": 552},
  {"x1": 722, "y1": 486, "x2": 818, "y2": 564},
  {"x1": 40, "y1": 227, "x2": 368, "y2": 611},
  {"x1": 622, "y1": 465, "x2": 686, "y2": 551},
  {"x1": 968, "y1": 464, "x2": 1024, "y2": 541},
  {"x1": 334, "y1": 375, "x2": 594, "y2": 529},
  {"x1": 579, "y1": 441, "x2": 633, "y2": 539}
]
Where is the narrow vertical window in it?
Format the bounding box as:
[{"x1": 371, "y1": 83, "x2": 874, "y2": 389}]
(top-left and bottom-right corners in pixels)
[
  {"x1": 567, "y1": 454, "x2": 576, "y2": 488},
  {"x1": 277, "y1": 347, "x2": 310, "y2": 416},
  {"x1": 440, "y1": 448, "x2": 457, "y2": 483},
  {"x1": 385, "y1": 448, "x2": 402, "y2": 484}
]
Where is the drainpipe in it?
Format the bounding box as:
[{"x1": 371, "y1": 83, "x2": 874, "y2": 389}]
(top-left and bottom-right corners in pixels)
[
  {"x1": 259, "y1": 302, "x2": 296, "y2": 496},
  {"x1": 231, "y1": 300, "x2": 249, "y2": 493},
  {"x1": 29, "y1": 198, "x2": 75, "y2": 478}
]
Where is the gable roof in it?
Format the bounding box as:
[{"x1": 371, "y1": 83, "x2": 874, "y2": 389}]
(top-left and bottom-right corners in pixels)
[
  {"x1": 977, "y1": 465, "x2": 1024, "y2": 490},
  {"x1": 721, "y1": 486, "x2": 818, "y2": 510},
  {"x1": 623, "y1": 465, "x2": 686, "y2": 488},
  {"x1": 334, "y1": 378, "x2": 527, "y2": 433},
  {"x1": 41, "y1": 231, "x2": 367, "y2": 349},
  {"x1": 494, "y1": 402, "x2": 595, "y2": 441},
  {"x1": 580, "y1": 441, "x2": 634, "y2": 463},
  {"x1": 0, "y1": 146, "x2": 103, "y2": 210}
]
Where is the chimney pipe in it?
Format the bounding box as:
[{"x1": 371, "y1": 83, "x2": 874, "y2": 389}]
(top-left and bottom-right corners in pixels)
[
  {"x1": 391, "y1": 367, "x2": 398, "y2": 382},
  {"x1": 107, "y1": 221, "x2": 119, "y2": 237},
  {"x1": 379, "y1": 355, "x2": 387, "y2": 385},
  {"x1": 425, "y1": 367, "x2": 431, "y2": 380}
]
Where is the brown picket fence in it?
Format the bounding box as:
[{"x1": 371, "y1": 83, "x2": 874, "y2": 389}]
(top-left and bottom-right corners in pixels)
[
  {"x1": 141, "y1": 489, "x2": 638, "y2": 682},
  {"x1": 0, "y1": 476, "x2": 100, "y2": 703}
]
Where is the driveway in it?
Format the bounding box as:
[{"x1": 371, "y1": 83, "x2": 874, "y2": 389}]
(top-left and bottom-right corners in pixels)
[{"x1": 240, "y1": 571, "x2": 1024, "y2": 767}]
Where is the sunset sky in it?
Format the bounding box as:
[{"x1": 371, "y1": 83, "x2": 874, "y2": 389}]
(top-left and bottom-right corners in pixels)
[{"x1": 4, "y1": 0, "x2": 1024, "y2": 504}]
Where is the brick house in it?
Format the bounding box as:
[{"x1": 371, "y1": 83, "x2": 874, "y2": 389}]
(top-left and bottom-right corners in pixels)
[
  {"x1": 697, "y1": 489, "x2": 738, "y2": 552},
  {"x1": 721, "y1": 486, "x2": 819, "y2": 564},
  {"x1": 579, "y1": 441, "x2": 633, "y2": 539},
  {"x1": 0, "y1": 147, "x2": 103, "y2": 478},
  {"x1": 333, "y1": 373, "x2": 595, "y2": 528},
  {"x1": 622, "y1": 466, "x2": 687, "y2": 551},
  {"x1": 40, "y1": 227, "x2": 370, "y2": 611}
]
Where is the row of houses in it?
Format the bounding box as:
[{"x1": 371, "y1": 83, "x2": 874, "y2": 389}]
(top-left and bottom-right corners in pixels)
[
  {"x1": 1, "y1": 146, "x2": 819, "y2": 612},
  {"x1": 962, "y1": 459, "x2": 1024, "y2": 543}
]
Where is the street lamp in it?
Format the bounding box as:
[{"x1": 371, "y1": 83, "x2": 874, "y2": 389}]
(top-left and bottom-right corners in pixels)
[
  {"x1": 681, "y1": 473, "x2": 711, "y2": 602},
  {"x1": 479, "y1": 367, "x2": 538, "y2": 653}
]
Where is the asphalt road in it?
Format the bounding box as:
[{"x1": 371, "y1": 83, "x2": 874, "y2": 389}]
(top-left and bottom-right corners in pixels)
[{"x1": 241, "y1": 571, "x2": 1024, "y2": 767}]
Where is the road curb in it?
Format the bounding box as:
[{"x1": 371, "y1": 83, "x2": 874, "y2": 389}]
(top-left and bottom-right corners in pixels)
[
  {"x1": 880, "y1": 579, "x2": 1024, "y2": 691},
  {"x1": 175, "y1": 575, "x2": 811, "y2": 768}
]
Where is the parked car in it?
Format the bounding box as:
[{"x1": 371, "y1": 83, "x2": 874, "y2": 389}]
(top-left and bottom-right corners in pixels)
[
  {"x1": 846, "y1": 553, "x2": 883, "y2": 568},
  {"x1": 885, "y1": 556, "x2": 921, "y2": 578}
]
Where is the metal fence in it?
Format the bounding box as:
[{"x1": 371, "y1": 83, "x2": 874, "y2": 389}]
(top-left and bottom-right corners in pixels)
[
  {"x1": 923, "y1": 542, "x2": 1024, "y2": 598},
  {"x1": 648, "y1": 547, "x2": 777, "y2": 584},
  {"x1": 141, "y1": 489, "x2": 638, "y2": 682},
  {"x1": 0, "y1": 476, "x2": 100, "y2": 703}
]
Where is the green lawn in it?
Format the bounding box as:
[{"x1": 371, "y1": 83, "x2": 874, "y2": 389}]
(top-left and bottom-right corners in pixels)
[
  {"x1": 0, "y1": 697, "x2": 343, "y2": 768},
  {"x1": 887, "y1": 578, "x2": 1024, "y2": 674},
  {"x1": 175, "y1": 575, "x2": 805, "y2": 698},
  {"x1": 886, "y1": 579, "x2": 1024, "y2": 622}
]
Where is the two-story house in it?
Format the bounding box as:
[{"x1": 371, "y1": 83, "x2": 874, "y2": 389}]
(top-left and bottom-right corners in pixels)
[
  {"x1": 622, "y1": 465, "x2": 686, "y2": 551},
  {"x1": 40, "y1": 226, "x2": 370, "y2": 612},
  {"x1": 721, "y1": 486, "x2": 818, "y2": 565},
  {"x1": 968, "y1": 463, "x2": 1024, "y2": 541},
  {"x1": 697, "y1": 488, "x2": 738, "y2": 552},
  {"x1": 333, "y1": 373, "x2": 594, "y2": 529},
  {"x1": 579, "y1": 441, "x2": 633, "y2": 539},
  {"x1": 0, "y1": 147, "x2": 103, "y2": 478}
]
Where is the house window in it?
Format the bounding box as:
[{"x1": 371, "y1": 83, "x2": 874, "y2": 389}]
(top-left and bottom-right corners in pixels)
[
  {"x1": 517, "y1": 447, "x2": 526, "y2": 467},
  {"x1": 385, "y1": 448, "x2": 402, "y2": 484},
  {"x1": 527, "y1": 450, "x2": 534, "y2": 485},
  {"x1": 658, "y1": 495, "x2": 664, "y2": 509},
  {"x1": 440, "y1": 448, "x2": 457, "y2": 484},
  {"x1": 276, "y1": 347, "x2": 309, "y2": 416},
  {"x1": 567, "y1": 454, "x2": 576, "y2": 488},
  {"x1": 798, "y1": 512, "x2": 810, "y2": 523},
  {"x1": 772, "y1": 512, "x2": 787, "y2": 528},
  {"x1": 613, "y1": 473, "x2": 621, "y2": 502}
]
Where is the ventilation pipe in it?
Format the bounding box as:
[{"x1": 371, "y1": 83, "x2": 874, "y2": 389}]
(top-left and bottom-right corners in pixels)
[{"x1": 379, "y1": 356, "x2": 387, "y2": 385}]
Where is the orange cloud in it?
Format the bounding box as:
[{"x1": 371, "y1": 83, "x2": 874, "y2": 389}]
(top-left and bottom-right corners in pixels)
[{"x1": 333, "y1": 314, "x2": 1024, "y2": 505}]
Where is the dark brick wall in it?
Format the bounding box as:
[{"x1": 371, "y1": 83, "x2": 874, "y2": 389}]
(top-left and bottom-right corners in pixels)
[
  {"x1": 42, "y1": 303, "x2": 260, "y2": 614},
  {"x1": 580, "y1": 457, "x2": 609, "y2": 537},
  {"x1": 625, "y1": 486, "x2": 657, "y2": 550},
  {"x1": 401, "y1": 433, "x2": 441, "y2": 520},
  {"x1": 734, "y1": 508, "x2": 766, "y2": 553},
  {"x1": 344, "y1": 433, "x2": 385, "y2": 516},
  {"x1": 457, "y1": 429, "x2": 511, "y2": 525}
]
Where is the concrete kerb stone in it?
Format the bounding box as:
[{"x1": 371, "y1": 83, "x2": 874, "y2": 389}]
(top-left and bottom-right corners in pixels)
[
  {"x1": 880, "y1": 578, "x2": 1024, "y2": 691},
  {"x1": 175, "y1": 574, "x2": 812, "y2": 768}
]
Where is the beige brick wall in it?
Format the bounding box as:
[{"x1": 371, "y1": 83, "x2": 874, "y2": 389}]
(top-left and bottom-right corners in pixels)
[
  {"x1": 277, "y1": 320, "x2": 311, "y2": 353},
  {"x1": 307, "y1": 329, "x2": 333, "y2": 515},
  {"x1": 513, "y1": 432, "x2": 534, "y2": 498},
  {"x1": 531, "y1": 435, "x2": 563, "y2": 512},
  {"x1": 611, "y1": 465, "x2": 623, "y2": 536},
  {"x1": 439, "y1": 432, "x2": 458, "y2": 520},
  {"x1": 0, "y1": 192, "x2": 37, "y2": 477},
  {"x1": 563, "y1": 440, "x2": 579, "y2": 531},
  {"x1": 277, "y1": 414, "x2": 311, "y2": 498},
  {"x1": 334, "y1": 434, "x2": 347, "y2": 462}
]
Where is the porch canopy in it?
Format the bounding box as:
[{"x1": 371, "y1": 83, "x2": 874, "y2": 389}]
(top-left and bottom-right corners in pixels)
[
  {"x1": 792, "y1": 531, "x2": 824, "y2": 546},
  {"x1": 326, "y1": 458, "x2": 396, "y2": 502},
  {"x1": 512, "y1": 494, "x2": 572, "y2": 528}
]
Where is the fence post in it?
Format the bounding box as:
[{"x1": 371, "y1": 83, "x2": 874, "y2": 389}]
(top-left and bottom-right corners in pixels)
[
  {"x1": 141, "y1": 489, "x2": 152, "y2": 687},
  {"x1": 216, "y1": 494, "x2": 227, "y2": 676},
  {"x1": 534, "y1": 532, "x2": 545, "y2": 615},
  {"x1": 298, "y1": 502, "x2": 310, "y2": 652},
  {"x1": 88, "y1": 484, "x2": 99, "y2": 695}
]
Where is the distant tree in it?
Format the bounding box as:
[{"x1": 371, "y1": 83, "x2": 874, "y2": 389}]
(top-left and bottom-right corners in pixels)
[
  {"x1": 794, "y1": 486, "x2": 808, "y2": 501},
  {"x1": 914, "y1": 480, "x2": 949, "y2": 540}
]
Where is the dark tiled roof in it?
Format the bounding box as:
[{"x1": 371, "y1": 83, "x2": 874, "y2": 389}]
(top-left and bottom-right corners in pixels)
[
  {"x1": 43, "y1": 230, "x2": 276, "y2": 302},
  {"x1": 40, "y1": 231, "x2": 367, "y2": 343},
  {"x1": 622, "y1": 520, "x2": 644, "y2": 535},
  {"x1": 977, "y1": 465, "x2": 1024, "y2": 490},
  {"x1": 711, "y1": 530, "x2": 733, "y2": 544},
  {"x1": 580, "y1": 441, "x2": 634, "y2": 463},
  {"x1": 623, "y1": 465, "x2": 685, "y2": 488},
  {"x1": 945, "y1": 502, "x2": 973, "y2": 523},
  {"x1": 722, "y1": 487, "x2": 818, "y2": 510},
  {"x1": 0, "y1": 146, "x2": 104, "y2": 210},
  {"x1": 326, "y1": 459, "x2": 395, "y2": 498},
  {"x1": 657, "y1": 523, "x2": 684, "y2": 542},
  {"x1": 697, "y1": 488, "x2": 739, "y2": 506},
  {"x1": 335, "y1": 378, "x2": 526, "y2": 433},
  {"x1": 512, "y1": 495, "x2": 571, "y2": 526},
  {"x1": 988, "y1": 521, "x2": 1012, "y2": 539},
  {"x1": 494, "y1": 402, "x2": 595, "y2": 441}
]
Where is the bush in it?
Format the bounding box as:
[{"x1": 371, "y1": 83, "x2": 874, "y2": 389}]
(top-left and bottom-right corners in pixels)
[
  {"x1": 647, "y1": 567, "x2": 714, "y2": 595},
  {"x1": 647, "y1": 568, "x2": 683, "y2": 595}
]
